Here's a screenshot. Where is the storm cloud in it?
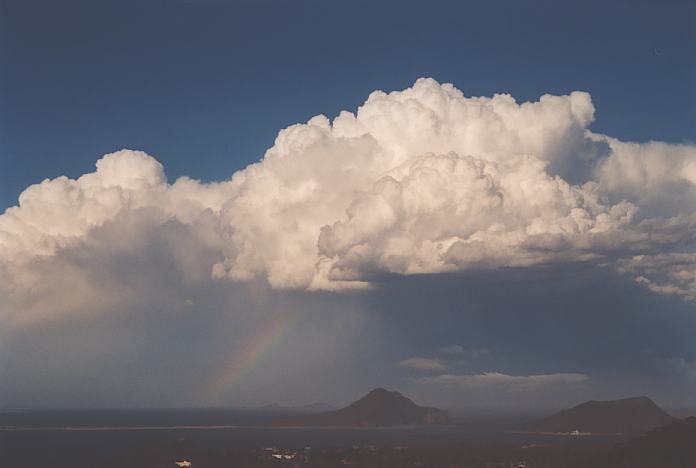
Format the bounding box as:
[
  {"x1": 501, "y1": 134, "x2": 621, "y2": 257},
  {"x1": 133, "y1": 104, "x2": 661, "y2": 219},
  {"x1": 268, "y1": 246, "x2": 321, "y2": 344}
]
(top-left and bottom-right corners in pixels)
[
  {"x1": 2, "y1": 78, "x2": 696, "y2": 316},
  {"x1": 1, "y1": 79, "x2": 695, "y2": 409}
]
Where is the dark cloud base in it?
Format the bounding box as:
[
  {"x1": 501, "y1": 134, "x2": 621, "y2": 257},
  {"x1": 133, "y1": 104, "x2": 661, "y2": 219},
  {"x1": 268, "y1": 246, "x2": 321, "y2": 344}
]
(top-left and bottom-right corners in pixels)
[{"x1": 2, "y1": 263, "x2": 694, "y2": 410}]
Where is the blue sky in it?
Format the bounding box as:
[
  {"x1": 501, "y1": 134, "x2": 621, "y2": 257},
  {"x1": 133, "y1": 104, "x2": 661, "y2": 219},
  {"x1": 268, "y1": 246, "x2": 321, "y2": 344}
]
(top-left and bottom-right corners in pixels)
[
  {"x1": 1, "y1": 0, "x2": 693, "y2": 211},
  {"x1": 0, "y1": 0, "x2": 695, "y2": 410}
]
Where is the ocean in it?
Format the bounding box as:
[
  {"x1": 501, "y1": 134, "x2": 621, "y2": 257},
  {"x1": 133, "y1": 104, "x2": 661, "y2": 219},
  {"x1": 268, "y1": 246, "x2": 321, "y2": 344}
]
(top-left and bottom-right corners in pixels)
[{"x1": 0, "y1": 409, "x2": 626, "y2": 467}]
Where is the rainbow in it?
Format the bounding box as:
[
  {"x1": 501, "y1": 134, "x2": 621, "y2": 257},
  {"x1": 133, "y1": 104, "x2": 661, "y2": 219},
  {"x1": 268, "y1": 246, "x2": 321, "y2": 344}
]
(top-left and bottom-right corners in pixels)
[{"x1": 200, "y1": 312, "x2": 298, "y2": 404}]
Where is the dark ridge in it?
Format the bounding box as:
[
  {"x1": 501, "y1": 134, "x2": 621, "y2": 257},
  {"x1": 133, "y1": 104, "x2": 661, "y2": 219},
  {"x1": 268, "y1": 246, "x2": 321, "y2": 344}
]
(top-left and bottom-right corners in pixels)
[
  {"x1": 596, "y1": 416, "x2": 696, "y2": 468},
  {"x1": 270, "y1": 388, "x2": 449, "y2": 427},
  {"x1": 522, "y1": 396, "x2": 676, "y2": 435}
]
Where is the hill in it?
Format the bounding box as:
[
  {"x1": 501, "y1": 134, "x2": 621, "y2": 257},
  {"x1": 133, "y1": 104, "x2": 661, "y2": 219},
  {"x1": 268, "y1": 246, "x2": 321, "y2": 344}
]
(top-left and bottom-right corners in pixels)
[
  {"x1": 523, "y1": 396, "x2": 675, "y2": 435},
  {"x1": 271, "y1": 388, "x2": 449, "y2": 427},
  {"x1": 597, "y1": 416, "x2": 696, "y2": 468}
]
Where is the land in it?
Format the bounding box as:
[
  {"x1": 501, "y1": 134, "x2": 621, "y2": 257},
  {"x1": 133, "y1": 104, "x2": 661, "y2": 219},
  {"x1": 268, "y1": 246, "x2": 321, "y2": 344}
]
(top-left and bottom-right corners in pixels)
[
  {"x1": 0, "y1": 429, "x2": 615, "y2": 468},
  {"x1": 271, "y1": 388, "x2": 450, "y2": 427},
  {"x1": 2, "y1": 393, "x2": 693, "y2": 468},
  {"x1": 599, "y1": 416, "x2": 696, "y2": 468},
  {"x1": 521, "y1": 396, "x2": 675, "y2": 435},
  {"x1": 5, "y1": 424, "x2": 693, "y2": 468}
]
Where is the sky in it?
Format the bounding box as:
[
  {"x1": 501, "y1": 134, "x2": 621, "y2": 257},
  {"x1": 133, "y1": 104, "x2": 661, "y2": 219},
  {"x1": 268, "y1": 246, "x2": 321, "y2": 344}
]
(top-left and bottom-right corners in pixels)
[{"x1": 0, "y1": 0, "x2": 695, "y2": 410}]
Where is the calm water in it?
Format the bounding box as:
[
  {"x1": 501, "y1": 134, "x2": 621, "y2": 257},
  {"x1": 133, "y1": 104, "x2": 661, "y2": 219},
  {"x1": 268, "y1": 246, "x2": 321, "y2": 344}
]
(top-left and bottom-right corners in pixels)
[{"x1": 0, "y1": 410, "x2": 627, "y2": 467}]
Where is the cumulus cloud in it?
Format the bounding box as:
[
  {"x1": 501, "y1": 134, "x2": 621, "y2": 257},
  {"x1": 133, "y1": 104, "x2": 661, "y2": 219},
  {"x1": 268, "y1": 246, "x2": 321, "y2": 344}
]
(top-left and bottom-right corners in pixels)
[
  {"x1": 595, "y1": 137, "x2": 696, "y2": 217},
  {"x1": 418, "y1": 372, "x2": 589, "y2": 390},
  {"x1": 617, "y1": 253, "x2": 696, "y2": 301},
  {"x1": 2, "y1": 77, "x2": 696, "y2": 321},
  {"x1": 398, "y1": 357, "x2": 446, "y2": 371},
  {"x1": 399, "y1": 346, "x2": 492, "y2": 373}
]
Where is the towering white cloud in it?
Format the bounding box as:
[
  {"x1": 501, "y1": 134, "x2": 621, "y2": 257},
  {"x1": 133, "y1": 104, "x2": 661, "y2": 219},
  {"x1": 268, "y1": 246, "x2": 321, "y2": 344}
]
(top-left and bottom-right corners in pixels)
[
  {"x1": 1, "y1": 77, "x2": 696, "y2": 321},
  {"x1": 596, "y1": 138, "x2": 696, "y2": 217},
  {"x1": 0, "y1": 150, "x2": 234, "y2": 262}
]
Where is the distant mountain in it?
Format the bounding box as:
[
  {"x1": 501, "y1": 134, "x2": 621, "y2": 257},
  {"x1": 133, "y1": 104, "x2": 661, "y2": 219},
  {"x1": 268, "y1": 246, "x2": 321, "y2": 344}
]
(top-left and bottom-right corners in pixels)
[
  {"x1": 598, "y1": 417, "x2": 696, "y2": 468},
  {"x1": 271, "y1": 388, "x2": 449, "y2": 427},
  {"x1": 522, "y1": 396, "x2": 675, "y2": 435}
]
